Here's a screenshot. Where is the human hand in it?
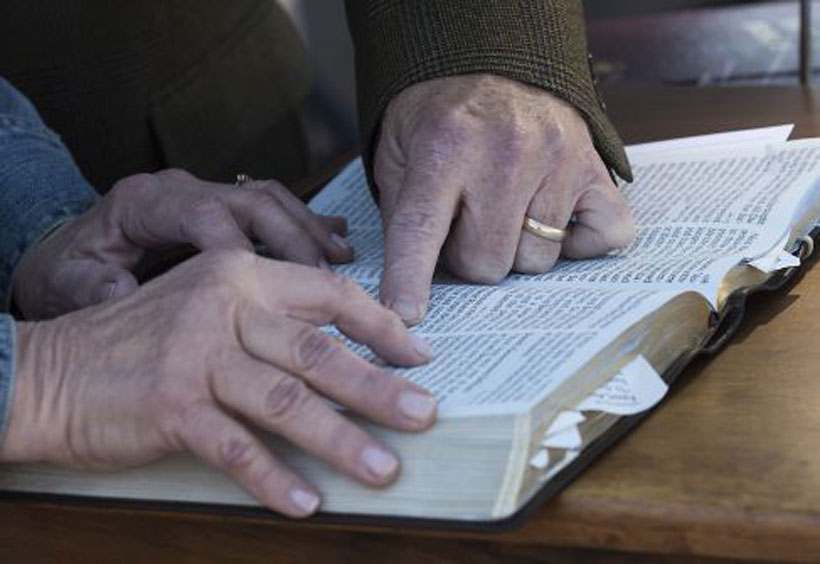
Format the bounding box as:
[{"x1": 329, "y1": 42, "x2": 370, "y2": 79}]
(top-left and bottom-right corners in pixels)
[
  {"x1": 374, "y1": 74, "x2": 635, "y2": 324},
  {"x1": 2, "y1": 250, "x2": 435, "y2": 517},
  {"x1": 13, "y1": 169, "x2": 353, "y2": 320}
]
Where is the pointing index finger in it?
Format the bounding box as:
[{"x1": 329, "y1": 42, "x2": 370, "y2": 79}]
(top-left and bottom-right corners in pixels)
[{"x1": 378, "y1": 166, "x2": 460, "y2": 325}]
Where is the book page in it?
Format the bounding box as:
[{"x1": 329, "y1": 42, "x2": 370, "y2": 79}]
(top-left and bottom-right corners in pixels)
[
  {"x1": 506, "y1": 140, "x2": 820, "y2": 304},
  {"x1": 387, "y1": 285, "x2": 677, "y2": 417},
  {"x1": 312, "y1": 165, "x2": 679, "y2": 417},
  {"x1": 311, "y1": 140, "x2": 820, "y2": 304},
  {"x1": 625, "y1": 123, "x2": 793, "y2": 159},
  {"x1": 311, "y1": 139, "x2": 820, "y2": 417}
]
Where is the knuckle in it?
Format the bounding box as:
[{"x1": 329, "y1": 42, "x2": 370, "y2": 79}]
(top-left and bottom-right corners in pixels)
[
  {"x1": 485, "y1": 130, "x2": 538, "y2": 192},
  {"x1": 496, "y1": 126, "x2": 529, "y2": 162},
  {"x1": 109, "y1": 173, "x2": 159, "y2": 203},
  {"x1": 391, "y1": 204, "x2": 445, "y2": 241},
  {"x1": 257, "y1": 179, "x2": 288, "y2": 196},
  {"x1": 263, "y1": 377, "x2": 311, "y2": 424},
  {"x1": 581, "y1": 147, "x2": 610, "y2": 181},
  {"x1": 187, "y1": 280, "x2": 233, "y2": 311},
  {"x1": 545, "y1": 117, "x2": 569, "y2": 143},
  {"x1": 546, "y1": 131, "x2": 571, "y2": 163},
  {"x1": 543, "y1": 118, "x2": 575, "y2": 161},
  {"x1": 149, "y1": 386, "x2": 197, "y2": 441},
  {"x1": 461, "y1": 265, "x2": 507, "y2": 285},
  {"x1": 292, "y1": 326, "x2": 338, "y2": 374},
  {"x1": 155, "y1": 168, "x2": 194, "y2": 182},
  {"x1": 181, "y1": 196, "x2": 244, "y2": 245},
  {"x1": 189, "y1": 276, "x2": 241, "y2": 315},
  {"x1": 447, "y1": 249, "x2": 509, "y2": 285},
  {"x1": 151, "y1": 386, "x2": 185, "y2": 419},
  {"x1": 432, "y1": 105, "x2": 476, "y2": 139},
  {"x1": 320, "y1": 269, "x2": 359, "y2": 297},
  {"x1": 491, "y1": 153, "x2": 526, "y2": 189},
  {"x1": 505, "y1": 104, "x2": 535, "y2": 136},
  {"x1": 219, "y1": 437, "x2": 256, "y2": 470},
  {"x1": 514, "y1": 250, "x2": 558, "y2": 274},
  {"x1": 371, "y1": 309, "x2": 404, "y2": 340},
  {"x1": 185, "y1": 195, "x2": 230, "y2": 226},
  {"x1": 603, "y1": 209, "x2": 637, "y2": 249},
  {"x1": 246, "y1": 189, "x2": 283, "y2": 213},
  {"x1": 359, "y1": 368, "x2": 395, "y2": 401},
  {"x1": 178, "y1": 249, "x2": 255, "y2": 302},
  {"x1": 323, "y1": 420, "x2": 369, "y2": 464},
  {"x1": 417, "y1": 108, "x2": 476, "y2": 163},
  {"x1": 201, "y1": 247, "x2": 256, "y2": 273},
  {"x1": 493, "y1": 110, "x2": 537, "y2": 157}
]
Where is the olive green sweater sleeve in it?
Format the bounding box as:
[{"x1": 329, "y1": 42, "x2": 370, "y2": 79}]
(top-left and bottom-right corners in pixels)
[{"x1": 345, "y1": 0, "x2": 632, "y2": 187}]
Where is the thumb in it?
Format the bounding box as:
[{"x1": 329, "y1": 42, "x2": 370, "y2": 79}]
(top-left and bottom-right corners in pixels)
[
  {"x1": 56, "y1": 259, "x2": 139, "y2": 311},
  {"x1": 562, "y1": 184, "x2": 636, "y2": 259}
]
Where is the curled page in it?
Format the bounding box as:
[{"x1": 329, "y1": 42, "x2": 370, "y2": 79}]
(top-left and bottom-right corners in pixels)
[{"x1": 576, "y1": 355, "x2": 668, "y2": 415}]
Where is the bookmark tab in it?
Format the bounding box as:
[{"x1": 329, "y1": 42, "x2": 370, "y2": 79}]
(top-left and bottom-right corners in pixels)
[
  {"x1": 529, "y1": 450, "x2": 550, "y2": 470},
  {"x1": 541, "y1": 425, "x2": 583, "y2": 450},
  {"x1": 544, "y1": 411, "x2": 585, "y2": 438},
  {"x1": 576, "y1": 355, "x2": 668, "y2": 415},
  {"x1": 749, "y1": 248, "x2": 801, "y2": 273}
]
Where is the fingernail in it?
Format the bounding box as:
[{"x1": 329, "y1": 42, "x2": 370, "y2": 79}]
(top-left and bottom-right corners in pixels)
[
  {"x1": 361, "y1": 445, "x2": 398, "y2": 481},
  {"x1": 100, "y1": 282, "x2": 117, "y2": 301},
  {"x1": 398, "y1": 390, "x2": 436, "y2": 424},
  {"x1": 410, "y1": 334, "x2": 433, "y2": 360},
  {"x1": 290, "y1": 488, "x2": 320, "y2": 515},
  {"x1": 318, "y1": 258, "x2": 331, "y2": 271},
  {"x1": 390, "y1": 298, "x2": 423, "y2": 324},
  {"x1": 330, "y1": 233, "x2": 351, "y2": 251}
]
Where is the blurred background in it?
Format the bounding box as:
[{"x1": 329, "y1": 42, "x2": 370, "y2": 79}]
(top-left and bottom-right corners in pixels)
[{"x1": 279, "y1": 0, "x2": 816, "y2": 168}]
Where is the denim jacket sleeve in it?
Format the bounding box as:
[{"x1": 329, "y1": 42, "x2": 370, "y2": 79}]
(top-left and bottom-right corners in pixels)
[
  {"x1": 0, "y1": 76, "x2": 99, "y2": 444},
  {"x1": 0, "y1": 314, "x2": 15, "y2": 443}
]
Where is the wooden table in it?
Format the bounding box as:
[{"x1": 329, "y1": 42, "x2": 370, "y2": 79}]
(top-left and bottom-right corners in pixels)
[{"x1": 3, "y1": 86, "x2": 820, "y2": 563}]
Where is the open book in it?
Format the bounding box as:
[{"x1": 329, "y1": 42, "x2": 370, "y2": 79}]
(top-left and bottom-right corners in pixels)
[{"x1": 2, "y1": 128, "x2": 819, "y2": 526}]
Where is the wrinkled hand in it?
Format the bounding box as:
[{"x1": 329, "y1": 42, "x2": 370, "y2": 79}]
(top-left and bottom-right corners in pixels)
[
  {"x1": 2, "y1": 250, "x2": 436, "y2": 517},
  {"x1": 374, "y1": 74, "x2": 635, "y2": 324},
  {"x1": 13, "y1": 169, "x2": 352, "y2": 320}
]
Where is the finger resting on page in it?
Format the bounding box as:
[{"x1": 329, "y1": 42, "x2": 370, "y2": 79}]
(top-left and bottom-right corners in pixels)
[
  {"x1": 240, "y1": 311, "x2": 436, "y2": 430},
  {"x1": 243, "y1": 181, "x2": 353, "y2": 264},
  {"x1": 562, "y1": 184, "x2": 635, "y2": 259},
  {"x1": 176, "y1": 402, "x2": 320, "y2": 517},
  {"x1": 443, "y1": 192, "x2": 525, "y2": 285},
  {"x1": 210, "y1": 354, "x2": 402, "y2": 487}
]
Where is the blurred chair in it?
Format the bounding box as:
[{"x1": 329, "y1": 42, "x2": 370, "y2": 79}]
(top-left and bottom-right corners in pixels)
[{"x1": 585, "y1": 0, "x2": 814, "y2": 85}]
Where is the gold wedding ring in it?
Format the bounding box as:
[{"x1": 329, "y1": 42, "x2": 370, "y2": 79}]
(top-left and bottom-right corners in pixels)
[
  {"x1": 235, "y1": 173, "x2": 254, "y2": 188},
  {"x1": 523, "y1": 216, "x2": 567, "y2": 243}
]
